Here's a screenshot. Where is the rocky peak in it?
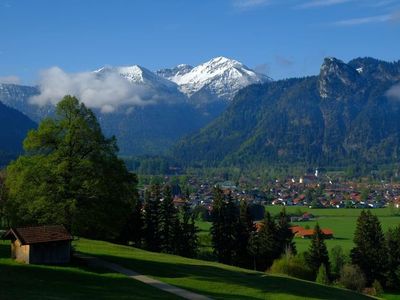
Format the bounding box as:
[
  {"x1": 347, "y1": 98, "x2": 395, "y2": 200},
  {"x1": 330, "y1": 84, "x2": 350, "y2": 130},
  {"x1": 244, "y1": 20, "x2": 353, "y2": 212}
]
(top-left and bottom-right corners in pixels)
[{"x1": 318, "y1": 57, "x2": 362, "y2": 99}]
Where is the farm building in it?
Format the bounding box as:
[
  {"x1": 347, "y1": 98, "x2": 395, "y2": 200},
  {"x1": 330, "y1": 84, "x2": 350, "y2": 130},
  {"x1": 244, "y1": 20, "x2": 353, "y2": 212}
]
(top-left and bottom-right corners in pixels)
[
  {"x1": 290, "y1": 226, "x2": 334, "y2": 239},
  {"x1": 2, "y1": 225, "x2": 73, "y2": 264}
]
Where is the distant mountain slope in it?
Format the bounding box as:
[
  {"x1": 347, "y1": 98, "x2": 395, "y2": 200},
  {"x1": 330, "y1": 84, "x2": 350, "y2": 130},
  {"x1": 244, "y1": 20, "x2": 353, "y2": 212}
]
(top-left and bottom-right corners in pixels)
[
  {"x1": 1, "y1": 57, "x2": 266, "y2": 156},
  {"x1": 173, "y1": 57, "x2": 400, "y2": 167},
  {"x1": 0, "y1": 100, "x2": 36, "y2": 164}
]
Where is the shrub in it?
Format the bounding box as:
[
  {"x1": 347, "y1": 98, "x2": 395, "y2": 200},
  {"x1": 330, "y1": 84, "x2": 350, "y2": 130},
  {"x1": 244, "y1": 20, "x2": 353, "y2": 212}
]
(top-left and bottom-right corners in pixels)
[
  {"x1": 269, "y1": 253, "x2": 314, "y2": 281},
  {"x1": 316, "y1": 264, "x2": 330, "y2": 285},
  {"x1": 339, "y1": 264, "x2": 366, "y2": 292},
  {"x1": 372, "y1": 280, "x2": 383, "y2": 296},
  {"x1": 362, "y1": 287, "x2": 376, "y2": 296},
  {"x1": 330, "y1": 245, "x2": 347, "y2": 279}
]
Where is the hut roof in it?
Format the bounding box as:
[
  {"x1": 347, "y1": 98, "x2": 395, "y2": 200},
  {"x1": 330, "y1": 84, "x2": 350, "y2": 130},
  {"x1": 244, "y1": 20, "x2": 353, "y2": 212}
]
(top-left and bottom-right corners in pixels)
[{"x1": 2, "y1": 225, "x2": 73, "y2": 245}]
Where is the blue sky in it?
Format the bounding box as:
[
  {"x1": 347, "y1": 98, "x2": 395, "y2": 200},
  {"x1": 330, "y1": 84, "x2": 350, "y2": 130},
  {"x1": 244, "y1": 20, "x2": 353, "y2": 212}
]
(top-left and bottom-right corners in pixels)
[{"x1": 0, "y1": 0, "x2": 399, "y2": 84}]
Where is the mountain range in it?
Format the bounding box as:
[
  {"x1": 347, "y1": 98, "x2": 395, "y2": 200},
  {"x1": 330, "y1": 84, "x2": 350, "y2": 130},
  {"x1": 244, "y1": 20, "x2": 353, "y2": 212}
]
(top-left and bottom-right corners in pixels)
[
  {"x1": 174, "y1": 57, "x2": 400, "y2": 168},
  {"x1": 2, "y1": 56, "x2": 400, "y2": 169},
  {"x1": 0, "y1": 56, "x2": 268, "y2": 156}
]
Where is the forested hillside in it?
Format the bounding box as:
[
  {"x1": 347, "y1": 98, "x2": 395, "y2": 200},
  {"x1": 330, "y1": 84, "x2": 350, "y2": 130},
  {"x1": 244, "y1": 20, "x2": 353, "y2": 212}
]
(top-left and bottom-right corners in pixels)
[
  {"x1": 174, "y1": 57, "x2": 400, "y2": 168},
  {"x1": 0, "y1": 101, "x2": 36, "y2": 165}
]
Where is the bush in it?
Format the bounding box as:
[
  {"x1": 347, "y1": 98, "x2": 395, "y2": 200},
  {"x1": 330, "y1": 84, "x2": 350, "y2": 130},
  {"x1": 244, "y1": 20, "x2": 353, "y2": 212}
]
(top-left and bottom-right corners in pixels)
[
  {"x1": 362, "y1": 287, "x2": 376, "y2": 296},
  {"x1": 339, "y1": 264, "x2": 366, "y2": 292},
  {"x1": 316, "y1": 264, "x2": 330, "y2": 285},
  {"x1": 330, "y1": 245, "x2": 347, "y2": 279},
  {"x1": 269, "y1": 253, "x2": 314, "y2": 281},
  {"x1": 372, "y1": 280, "x2": 383, "y2": 296}
]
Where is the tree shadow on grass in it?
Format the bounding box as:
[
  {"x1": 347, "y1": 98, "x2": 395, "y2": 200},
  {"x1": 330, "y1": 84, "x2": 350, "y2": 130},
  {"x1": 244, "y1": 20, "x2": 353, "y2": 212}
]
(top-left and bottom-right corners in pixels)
[
  {"x1": 332, "y1": 237, "x2": 350, "y2": 241},
  {"x1": 91, "y1": 252, "x2": 372, "y2": 300},
  {"x1": 0, "y1": 244, "x2": 179, "y2": 300}
]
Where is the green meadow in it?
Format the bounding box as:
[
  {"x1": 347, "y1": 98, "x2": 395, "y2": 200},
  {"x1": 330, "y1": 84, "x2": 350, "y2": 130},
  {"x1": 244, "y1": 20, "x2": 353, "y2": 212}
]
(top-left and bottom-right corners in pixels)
[
  {"x1": 0, "y1": 240, "x2": 179, "y2": 300},
  {"x1": 196, "y1": 207, "x2": 400, "y2": 256},
  {"x1": 74, "y1": 238, "x2": 372, "y2": 300},
  {"x1": 1, "y1": 207, "x2": 399, "y2": 299},
  {"x1": 265, "y1": 206, "x2": 400, "y2": 253}
]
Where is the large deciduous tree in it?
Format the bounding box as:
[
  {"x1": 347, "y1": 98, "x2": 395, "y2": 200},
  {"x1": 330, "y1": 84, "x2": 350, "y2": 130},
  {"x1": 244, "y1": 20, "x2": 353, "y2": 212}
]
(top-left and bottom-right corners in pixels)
[{"x1": 5, "y1": 96, "x2": 138, "y2": 240}]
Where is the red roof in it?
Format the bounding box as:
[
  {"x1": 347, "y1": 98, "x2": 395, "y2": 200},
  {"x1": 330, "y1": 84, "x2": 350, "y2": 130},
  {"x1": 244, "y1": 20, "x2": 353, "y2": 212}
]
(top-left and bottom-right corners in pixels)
[
  {"x1": 290, "y1": 226, "x2": 303, "y2": 234},
  {"x1": 3, "y1": 225, "x2": 73, "y2": 245},
  {"x1": 294, "y1": 227, "x2": 334, "y2": 237}
]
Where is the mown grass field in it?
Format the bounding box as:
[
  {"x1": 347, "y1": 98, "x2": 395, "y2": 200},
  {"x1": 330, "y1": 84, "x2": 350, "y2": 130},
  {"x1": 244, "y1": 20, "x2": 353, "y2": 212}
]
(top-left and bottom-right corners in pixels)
[
  {"x1": 197, "y1": 207, "x2": 400, "y2": 256},
  {"x1": 74, "y1": 238, "x2": 372, "y2": 300},
  {"x1": 0, "y1": 240, "x2": 179, "y2": 300},
  {"x1": 265, "y1": 206, "x2": 400, "y2": 253}
]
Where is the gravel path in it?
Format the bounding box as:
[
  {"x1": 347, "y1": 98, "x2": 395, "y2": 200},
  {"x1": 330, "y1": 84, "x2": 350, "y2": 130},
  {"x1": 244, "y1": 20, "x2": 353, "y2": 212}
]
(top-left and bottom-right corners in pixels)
[{"x1": 74, "y1": 253, "x2": 213, "y2": 300}]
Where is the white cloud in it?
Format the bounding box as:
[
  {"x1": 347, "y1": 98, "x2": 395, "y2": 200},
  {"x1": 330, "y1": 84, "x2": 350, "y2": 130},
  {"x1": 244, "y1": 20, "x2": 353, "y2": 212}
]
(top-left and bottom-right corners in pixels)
[
  {"x1": 233, "y1": 0, "x2": 272, "y2": 9},
  {"x1": 387, "y1": 84, "x2": 400, "y2": 100},
  {"x1": 0, "y1": 75, "x2": 20, "y2": 84},
  {"x1": 334, "y1": 14, "x2": 392, "y2": 26},
  {"x1": 30, "y1": 67, "x2": 156, "y2": 113},
  {"x1": 297, "y1": 0, "x2": 352, "y2": 9}
]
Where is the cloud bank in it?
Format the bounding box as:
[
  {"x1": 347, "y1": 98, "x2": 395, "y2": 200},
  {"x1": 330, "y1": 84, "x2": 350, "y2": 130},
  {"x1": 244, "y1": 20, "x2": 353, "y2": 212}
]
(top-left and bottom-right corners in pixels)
[
  {"x1": 30, "y1": 67, "x2": 156, "y2": 113},
  {"x1": 387, "y1": 84, "x2": 400, "y2": 100}
]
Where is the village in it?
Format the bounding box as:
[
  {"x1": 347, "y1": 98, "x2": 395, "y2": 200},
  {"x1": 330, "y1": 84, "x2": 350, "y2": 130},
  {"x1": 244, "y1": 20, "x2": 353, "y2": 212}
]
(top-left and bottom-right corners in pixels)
[{"x1": 176, "y1": 169, "x2": 400, "y2": 214}]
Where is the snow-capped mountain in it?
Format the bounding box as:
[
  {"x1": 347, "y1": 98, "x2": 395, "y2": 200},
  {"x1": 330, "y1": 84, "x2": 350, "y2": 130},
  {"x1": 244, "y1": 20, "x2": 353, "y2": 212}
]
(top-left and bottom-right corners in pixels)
[
  {"x1": 0, "y1": 56, "x2": 271, "y2": 156},
  {"x1": 95, "y1": 65, "x2": 176, "y2": 88},
  {"x1": 157, "y1": 64, "x2": 194, "y2": 82},
  {"x1": 94, "y1": 65, "x2": 186, "y2": 103},
  {"x1": 158, "y1": 56, "x2": 271, "y2": 101}
]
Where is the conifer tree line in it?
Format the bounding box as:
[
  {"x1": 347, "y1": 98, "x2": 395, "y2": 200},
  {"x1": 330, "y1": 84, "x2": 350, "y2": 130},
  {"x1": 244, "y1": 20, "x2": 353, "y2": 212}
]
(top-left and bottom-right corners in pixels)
[
  {"x1": 210, "y1": 186, "x2": 296, "y2": 270},
  {"x1": 268, "y1": 209, "x2": 400, "y2": 295},
  {"x1": 125, "y1": 183, "x2": 199, "y2": 258},
  {"x1": 209, "y1": 186, "x2": 400, "y2": 295},
  {"x1": 350, "y1": 210, "x2": 400, "y2": 290}
]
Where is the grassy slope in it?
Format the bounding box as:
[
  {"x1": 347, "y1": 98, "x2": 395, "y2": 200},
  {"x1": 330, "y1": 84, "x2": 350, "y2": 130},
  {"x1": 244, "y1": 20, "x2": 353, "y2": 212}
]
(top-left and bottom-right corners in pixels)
[
  {"x1": 0, "y1": 240, "x2": 179, "y2": 300},
  {"x1": 75, "y1": 238, "x2": 372, "y2": 300}
]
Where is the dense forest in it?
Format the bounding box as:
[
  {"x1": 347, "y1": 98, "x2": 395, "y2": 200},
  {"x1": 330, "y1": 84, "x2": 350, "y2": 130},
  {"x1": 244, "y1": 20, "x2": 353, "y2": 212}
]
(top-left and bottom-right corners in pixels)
[
  {"x1": 0, "y1": 100, "x2": 36, "y2": 166},
  {"x1": 174, "y1": 57, "x2": 400, "y2": 169}
]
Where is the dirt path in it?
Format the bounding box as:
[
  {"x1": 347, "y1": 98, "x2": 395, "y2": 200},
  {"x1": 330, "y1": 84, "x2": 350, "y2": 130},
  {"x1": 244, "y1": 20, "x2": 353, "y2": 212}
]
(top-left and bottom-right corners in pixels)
[{"x1": 74, "y1": 253, "x2": 213, "y2": 300}]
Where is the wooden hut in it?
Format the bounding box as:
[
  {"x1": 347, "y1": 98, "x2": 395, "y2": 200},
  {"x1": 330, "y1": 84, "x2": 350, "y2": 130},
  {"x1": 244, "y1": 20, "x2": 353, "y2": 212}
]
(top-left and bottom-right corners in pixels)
[{"x1": 2, "y1": 225, "x2": 73, "y2": 264}]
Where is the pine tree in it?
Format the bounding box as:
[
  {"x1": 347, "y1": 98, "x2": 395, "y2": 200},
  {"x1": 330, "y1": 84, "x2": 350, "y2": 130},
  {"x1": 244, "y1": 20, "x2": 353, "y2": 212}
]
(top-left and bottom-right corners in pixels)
[
  {"x1": 276, "y1": 207, "x2": 296, "y2": 255},
  {"x1": 305, "y1": 223, "x2": 330, "y2": 279},
  {"x1": 143, "y1": 185, "x2": 161, "y2": 252},
  {"x1": 386, "y1": 226, "x2": 400, "y2": 288},
  {"x1": 221, "y1": 193, "x2": 238, "y2": 265},
  {"x1": 248, "y1": 212, "x2": 279, "y2": 271},
  {"x1": 131, "y1": 199, "x2": 144, "y2": 247},
  {"x1": 177, "y1": 202, "x2": 199, "y2": 258},
  {"x1": 118, "y1": 198, "x2": 143, "y2": 246},
  {"x1": 210, "y1": 187, "x2": 238, "y2": 265},
  {"x1": 159, "y1": 185, "x2": 177, "y2": 253},
  {"x1": 210, "y1": 186, "x2": 225, "y2": 262},
  {"x1": 247, "y1": 230, "x2": 261, "y2": 271},
  {"x1": 233, "y1": 200, "x2": 255, "y2": 268},
  {"x1": 350, "y1": 210, "x2": 388, "y2": 285}
]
